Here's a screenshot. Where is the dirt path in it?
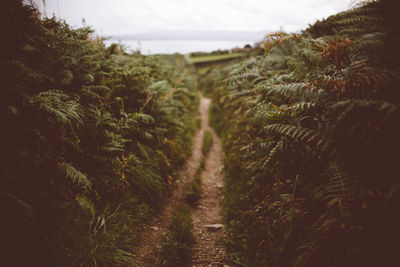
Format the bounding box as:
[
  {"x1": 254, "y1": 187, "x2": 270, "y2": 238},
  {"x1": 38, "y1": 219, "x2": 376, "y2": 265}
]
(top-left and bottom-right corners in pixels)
[
  {"x1": 191, "y1": 98, "x2": 227, "y2": 267},
  {"x1": 136, "y1": 97, "x2": 227, "y2": 266},
  {"x1": 136, "y1": 97, "x2": 209, "y2": 266}
]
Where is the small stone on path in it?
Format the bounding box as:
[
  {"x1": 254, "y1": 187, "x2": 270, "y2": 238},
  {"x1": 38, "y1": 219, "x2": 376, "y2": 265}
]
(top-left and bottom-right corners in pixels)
[{"x1": 204, "y1": 224, "x2": 224, "y2": 231}]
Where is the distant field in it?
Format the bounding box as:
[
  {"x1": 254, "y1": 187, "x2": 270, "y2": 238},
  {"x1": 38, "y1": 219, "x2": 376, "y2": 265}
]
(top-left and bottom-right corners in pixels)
[
  {"x1": 197, "y1": 66, "x2": 211, "y2": 75},
  {"x1": 188, "y1": 53, "x2": 246, "y2": 64}
]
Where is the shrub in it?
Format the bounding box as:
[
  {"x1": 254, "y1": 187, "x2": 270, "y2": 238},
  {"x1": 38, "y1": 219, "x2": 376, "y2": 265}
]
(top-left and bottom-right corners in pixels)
[
  {"x1": 0, "y1": 2, "x2": 198, "y2": 266},
  {"x1": 204, "y1": 1, "x2": 400, "y2": 266}
]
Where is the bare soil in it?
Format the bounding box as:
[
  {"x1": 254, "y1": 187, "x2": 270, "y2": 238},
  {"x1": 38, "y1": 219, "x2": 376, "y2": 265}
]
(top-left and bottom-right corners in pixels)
[
  {"x1": 191, "y1": 98, "x2": 228, "y2": 267},
  {"x1": 136, "y1": 97, "x2": 227, "y2": 267}
]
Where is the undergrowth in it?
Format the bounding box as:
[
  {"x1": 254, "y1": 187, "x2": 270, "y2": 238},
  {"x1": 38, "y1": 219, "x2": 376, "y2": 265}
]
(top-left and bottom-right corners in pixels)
[
  {"x1": 187, "y1": 129, "x2": 213, "y2": 206},
  {"x1": 202, "y1": 130, "x2": 214, "y2": 155},
  {"x1": 1, "y1": 2, "x2": 198, "y2": 266},
  {"x1": 186, "y1": 170, "x2": 202, "y2": 206},
  {"x1": 161, "y1": 123, "x2": 216, "y2": 265},
  {"x1": 156, "y1": 205, "x2": 195, "y2": 267},
  {"x1": 203, "y1": 1, "x2": 400, "y2": 266}
]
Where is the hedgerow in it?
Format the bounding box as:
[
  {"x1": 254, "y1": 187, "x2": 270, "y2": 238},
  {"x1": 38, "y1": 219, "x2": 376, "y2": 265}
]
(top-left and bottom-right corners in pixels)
[
  {"x1": 204, "y1": 1, "x2": 400, "y2": 266},
  {"x1": 0, "y1": 2, "x2": 198, "y2": 266}
]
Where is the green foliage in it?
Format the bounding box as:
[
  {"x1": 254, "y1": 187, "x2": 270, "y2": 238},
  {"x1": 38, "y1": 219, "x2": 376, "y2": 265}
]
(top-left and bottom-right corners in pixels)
[
  {"x1": 187, "y1": 129, "x2": 214, "y2": 206},
  {"x1": 186, "y1": 169, "x2": 202, "y2": 206},
  {"x1": 203, "y1": 1, "x2": 400, "y2": 266},
  {"x1": 0, "y1": 2, "x2": 198, "y2": 266},
  {"x1": 156, "y1": 205, "x2": 195, "y2": 267},
  {"x1": 202, "y1": 130, "x2": 214, "y2": 155},
  {"x1": 60, "y1": 162, "x2": 92, "y2": 190}
]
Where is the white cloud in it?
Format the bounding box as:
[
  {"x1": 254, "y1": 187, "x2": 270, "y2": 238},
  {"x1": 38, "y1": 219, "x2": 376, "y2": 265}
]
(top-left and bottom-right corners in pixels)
[{"x1": 35, "y1": 0, "x2": 351, "y2": 35}]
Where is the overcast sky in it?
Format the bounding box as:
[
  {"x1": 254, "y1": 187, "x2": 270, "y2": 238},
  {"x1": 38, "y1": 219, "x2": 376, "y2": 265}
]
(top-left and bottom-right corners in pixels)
[{"x1": 34, "y1": 0, "x2": 352, "y2": 36}]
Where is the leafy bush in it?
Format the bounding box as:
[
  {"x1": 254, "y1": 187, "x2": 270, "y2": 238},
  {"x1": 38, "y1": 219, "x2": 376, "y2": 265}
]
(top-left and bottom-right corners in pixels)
[
  {"x1": 0, "y1": 2, "x2": 198, "y2": 266},
  {"x1": 204, "y1": 1, "x2": 400, "y2": 266}
]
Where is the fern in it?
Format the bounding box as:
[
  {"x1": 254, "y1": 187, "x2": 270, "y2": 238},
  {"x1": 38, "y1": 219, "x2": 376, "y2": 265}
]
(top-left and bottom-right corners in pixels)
[
  {"x1": 287, "y1": 101, "x2": 317, "y2": 116},
  {"x1": 258, "y1": 82, "x2": 320, "y2": 102},
  {"x1": 321, "y1": 163, "x2": 354, "y2": 216},
  {"x1": 263, "y1": 139, "x2": 284, "y2": 167},
  {"x1": 265, "y1": 123, "x2": 332, "y2": 152},
  {"x1": 28, "y1": 90, "x2": 83, "y2": 126},
  {"x1": 331, "y1": 99, "x2": 397, "y2": 124},
  {"x1": 2, "y1": 3, "x2": 199, "y2": 266},
  {"x1": 60, "y1": 162, "x2": 92, "y2": 190},
  {"x1": 334, "y1": 15, "x2": 384, "y2": 26},
  {"x1": 203, "y1": 1, "x2": 400, "y2": 266}
]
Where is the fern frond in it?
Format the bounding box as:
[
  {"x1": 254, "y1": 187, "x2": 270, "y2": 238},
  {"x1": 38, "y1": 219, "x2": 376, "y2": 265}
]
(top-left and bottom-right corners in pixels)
[
  {"x1": 2, "y1": 105, "x2": 18, "y2": 117},
  {"x1": 82, "y1": 87, "x2": 101, "y2": 101},
  {"x1": 232, "y1": 89, "x2": 257, "y2": 97},
  {"x1": 253, "y1": 105, "x2": 288, "y2": 125},
  {"x1": 82, "y1": 85, "x2": 110, "y2": 96},
  {"x1": 60, "y1": 70, "x2": 73, "y2": 85},
  {"x1": 352, "y1": 32, "x2": 386, "y2": 51},
  {"x1": 264, "y1": 139, "x2": 284, "y2": 166},
  {"x1": 227, "y1": 69, "x2": 260, "y2": 84},
  {"x1": 264, "y1": 32, "x2": 302, "y2": 54},
  {"x1": 287, "y1": 101, "x2": 317, "y2": 116},
  {"x1": 91, "y1": 109, "x2": 118, "y2": 129},
  {"x1": 348, "y1": 64, "x2": 400, "y2": 89},
  {"x1": 321, "y1": 163, "x2": 354, "y2": 216},
  {"x1": 135, "y1": 113, "x2": 155, "y2": 124},
  {"x1": 334, "y1": 15, "x2": 383, "y2": 26},
  {"x1": 265, "y1": 123, "x2": 331, "y2": 152},
  {"x1": 28, "y1": 90, "x2": 83, "y2": 126},
  {"x1": 240, "y1": 140, "x2": 271, "y2": 155},
  {"x1": 339, "y1": 27, "x2": 367, "y2": 35},
  {"x1": 331, "y1": 99, "x2": 397, "y2": 124},
  {"x1": 258, "y1": 82, "x2": 319, "y2": 102},
  {"x1": 0, "y1": 193, "x2": 34, "y2": 222},
  {"x1": 227, "y1": 57, "x2": 259, "y2": 77},
  {"x1": 136, "y1": 142, "x2": 150, "y2": 161},
  {"x1": 82, "y1": 85, "x2": 110, "y2": 102},
  {"x1": 60, "y1": 162, "x2": 92, "y2": 190}
]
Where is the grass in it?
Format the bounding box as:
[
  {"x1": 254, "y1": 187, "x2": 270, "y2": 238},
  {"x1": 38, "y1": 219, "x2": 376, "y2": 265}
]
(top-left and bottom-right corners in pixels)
[
  {"x1": 157, "y1": 127, "x2": 215, "y2": 265},
  {"x1": 156, "y1": 205, "x2": 195, "y2": 267},
  {"x1": 189, "y1": 53, "x2": 245, "y2": 64},
  {"x1": 186, "y1": 130, "x2": 213, "y2": 206},
  {"x1": 202, "y1": 130, "x2": 214, "y2": 155},
  {"x1": 186, "y1": 170, "x2": 202, "y2": 206}
]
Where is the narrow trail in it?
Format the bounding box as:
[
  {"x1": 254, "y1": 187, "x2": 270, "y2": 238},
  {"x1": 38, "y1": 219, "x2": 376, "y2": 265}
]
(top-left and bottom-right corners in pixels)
[
  {"x1": 191, "y1": 98, "x2": 228, "y2": 266},
  {"x1": 137, "y1": 97, "x2": 227, "y2": 266}
]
